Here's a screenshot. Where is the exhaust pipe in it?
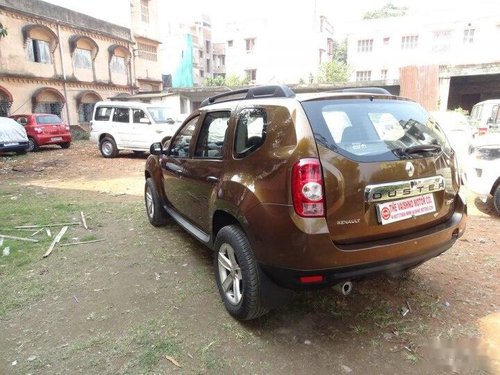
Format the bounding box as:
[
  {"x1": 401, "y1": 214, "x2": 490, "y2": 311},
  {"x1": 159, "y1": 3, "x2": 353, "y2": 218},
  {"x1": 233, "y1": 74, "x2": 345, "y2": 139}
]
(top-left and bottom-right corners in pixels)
[{"x1": 333, "y1": 281, "x2": 353, "y2": 296}]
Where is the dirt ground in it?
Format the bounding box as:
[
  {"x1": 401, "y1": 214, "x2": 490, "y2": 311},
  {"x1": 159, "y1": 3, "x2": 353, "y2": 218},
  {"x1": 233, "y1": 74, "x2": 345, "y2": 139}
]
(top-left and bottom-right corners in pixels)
[{"x1": 0, "y1": 140, "x2": 499, "y2": 374}]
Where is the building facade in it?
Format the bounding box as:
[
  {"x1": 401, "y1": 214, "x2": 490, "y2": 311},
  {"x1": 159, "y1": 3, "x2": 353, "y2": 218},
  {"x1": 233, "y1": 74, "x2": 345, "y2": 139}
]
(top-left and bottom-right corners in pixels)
[
  {"x1": 346, "y1": 12, "x2": 500, "y2": 111},
  {"x1": 0, "y1": 0, "x2": 162, "y2": 125}
]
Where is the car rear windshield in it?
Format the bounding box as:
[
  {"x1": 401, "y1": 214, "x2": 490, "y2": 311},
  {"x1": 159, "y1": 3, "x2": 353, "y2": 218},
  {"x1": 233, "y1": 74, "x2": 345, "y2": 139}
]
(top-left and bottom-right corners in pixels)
[
  {"x1": 36, "y1": 115, "x2": 62, "y2": 125},
  {"x1": 301, "y1": 98, "x2": 451, "y2": 162}
]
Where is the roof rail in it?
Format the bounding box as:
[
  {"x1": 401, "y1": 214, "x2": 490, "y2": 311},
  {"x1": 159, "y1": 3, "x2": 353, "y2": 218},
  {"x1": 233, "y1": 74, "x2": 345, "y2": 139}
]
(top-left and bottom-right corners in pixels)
[
  {"x1": 335, "y1": 87, "x2": 392, "y2": 95},
  {"x1": 200, "y1": 85, "x2": 295, "y2": 107}
]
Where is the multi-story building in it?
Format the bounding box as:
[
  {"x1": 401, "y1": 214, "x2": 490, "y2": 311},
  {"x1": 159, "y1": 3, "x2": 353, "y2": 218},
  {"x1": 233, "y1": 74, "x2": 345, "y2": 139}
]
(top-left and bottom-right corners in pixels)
[
  {"x1": 221, "y1": 9, "x2": 334, "y2": 84},
  {"x1": 0, "y1": 0, "x2": 162, "y2": 125},
  {"x1": 162, "y1": 14, "x2": 214, "y2": 88},
  {"x1": 346, "y1": 12, "x2": 500, "y2": 111}
]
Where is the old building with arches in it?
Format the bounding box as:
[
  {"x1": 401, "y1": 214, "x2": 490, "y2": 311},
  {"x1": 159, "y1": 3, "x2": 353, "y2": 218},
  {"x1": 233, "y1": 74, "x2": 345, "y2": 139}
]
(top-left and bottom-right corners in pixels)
[{"x1": 0, "y1": 0, "x2": 162, "y2": 126}]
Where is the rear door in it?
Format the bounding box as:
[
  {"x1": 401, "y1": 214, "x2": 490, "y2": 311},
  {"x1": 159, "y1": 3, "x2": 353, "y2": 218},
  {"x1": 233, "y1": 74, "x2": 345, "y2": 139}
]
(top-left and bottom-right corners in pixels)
[{"x1": 301, "y1": 97, "x2": 460, "y2": 245}]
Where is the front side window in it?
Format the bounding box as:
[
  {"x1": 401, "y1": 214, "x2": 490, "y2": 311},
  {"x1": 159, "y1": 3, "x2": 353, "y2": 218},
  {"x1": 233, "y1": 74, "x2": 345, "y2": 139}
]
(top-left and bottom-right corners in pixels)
[
  {"x1": 235, "y1": 108, "x2": 267, "y2": 158},
  {"x1": 133, "y1": 109, "x2": 149, "y2": 123},
  {"x1": 27, "y1": 39, "x2": 51, "y2": 64},
  {"x1": 111, "y1": 55, "x2": 126, "y2": 74},
  {"x1": 94, "y1": 106, "x2": 112, "y2": 121},
  {"x1": 168, "y1": 116, "x2": 198, "y2": 157},
  {"x1": 74, "y1": 48, "x2": 92, "y2": 69},
  {"x1": 112, "y1": 108, "x2": 130, "y2": 123},
  {"x1": 194, "y1": 111, "x2": 230, "y2": 159},
  {"x1": 302, "y1": 98, "x2": 451, "y2": 162}
]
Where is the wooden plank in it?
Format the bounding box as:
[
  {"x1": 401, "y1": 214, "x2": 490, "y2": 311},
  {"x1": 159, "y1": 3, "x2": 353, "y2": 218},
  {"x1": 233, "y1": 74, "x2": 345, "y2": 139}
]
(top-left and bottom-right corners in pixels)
[
  {"x1": 60, "y1": 239, "x2": 105, "y2": 247},
  {"x1": 0, "y1": 234, "x2": 39, "y2": 243},
  {"x1": 15, "y1": 222, "x2": 80, "y2": 229},
  {"x1": 80, "y1": 211, "x2": 88, "y2": 230},
  {"x1": 42, "y1": 226, "x2": 68, "y2": 258}
]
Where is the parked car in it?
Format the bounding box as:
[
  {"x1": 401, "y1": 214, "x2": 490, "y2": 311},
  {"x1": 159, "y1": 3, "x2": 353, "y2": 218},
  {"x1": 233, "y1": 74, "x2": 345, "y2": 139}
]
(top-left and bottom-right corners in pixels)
[
  {"x1": 469, "y1": 99, "x2": 500, "y2": 135},
  {"x1": 10, "y1": 113, "x2": 72, "y2": 152},
  {"x1": 430, "y1": 111, "x2": 472, "y2": 171},
  {"x1": 90, "y1": 101, "x2": 180, "y2": 158},
  {"x1": 463, "y1": 133, "x2": 500, "y2": 215},
  {"x1": 144, "y1": 85, "x2": 467, "y2": 320},
  {"x1": 0, "y1": 117, "x2": 29, "y2": 154}
]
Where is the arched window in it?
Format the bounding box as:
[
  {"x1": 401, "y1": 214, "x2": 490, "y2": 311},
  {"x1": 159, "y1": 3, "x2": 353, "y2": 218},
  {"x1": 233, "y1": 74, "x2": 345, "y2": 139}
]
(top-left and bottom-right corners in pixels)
[
  {"x1": 32, "y1": 87, "x2": 65, "y2": 116},
  {"x1": 108, "y1": 45, "x2": 130, "y2": 75},
  {"x1": 0, "y1": 86, "x2": 13, "y2": 117},
  {"x1": 76, "y1": 90, "x2": 102, "y2": 123},
  {"x1": 22, "y1": 25, "x2": 58, "y2": 64},
  {"x1": 69, "y1": 35, "x2": 99, "y2": 70}
]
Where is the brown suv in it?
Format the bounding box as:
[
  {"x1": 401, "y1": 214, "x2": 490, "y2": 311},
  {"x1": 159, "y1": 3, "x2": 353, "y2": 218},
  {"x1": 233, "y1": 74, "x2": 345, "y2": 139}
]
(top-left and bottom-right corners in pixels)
[{"x1": 144, "y1": 85, "x2": 466, "y2": 320}]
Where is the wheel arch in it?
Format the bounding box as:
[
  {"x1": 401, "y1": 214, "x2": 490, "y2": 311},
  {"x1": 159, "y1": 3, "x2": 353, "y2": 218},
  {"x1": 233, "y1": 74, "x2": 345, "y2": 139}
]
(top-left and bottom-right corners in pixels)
[{"x1": 490, "y1": 176, "x2": 500, "y2": 196}]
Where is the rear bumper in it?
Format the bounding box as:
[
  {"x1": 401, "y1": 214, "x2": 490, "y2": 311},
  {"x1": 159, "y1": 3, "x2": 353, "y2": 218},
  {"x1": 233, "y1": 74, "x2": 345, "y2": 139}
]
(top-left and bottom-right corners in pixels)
[
  {"x1": 32, "y1": 133, "x2": 72, "y2": 146},
  {"x1": 245, "y1": 197, "x2": 466, "y2": 290},
  {"x1": 261, "y1": 238, "x2": 456, "y2": 290},
  {"x1": 0, "y1": 142, "x2": 29, "y2": 153}
]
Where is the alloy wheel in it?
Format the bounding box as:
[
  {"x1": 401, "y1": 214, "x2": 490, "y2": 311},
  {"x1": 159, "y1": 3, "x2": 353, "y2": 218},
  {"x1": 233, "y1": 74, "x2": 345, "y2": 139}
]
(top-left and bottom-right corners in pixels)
[{"x1": 217, "y1": 243, "x2": 243, "y2": 305}]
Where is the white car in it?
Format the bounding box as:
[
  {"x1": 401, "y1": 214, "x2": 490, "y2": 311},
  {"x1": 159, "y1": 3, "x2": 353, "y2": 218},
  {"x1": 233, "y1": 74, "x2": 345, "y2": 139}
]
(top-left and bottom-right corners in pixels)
[
  {"x1": 463, "y1": 133, "x2": 500, "y2": 215},
  {"x1": 90, "y1": 101, "x2": 181, "y2": 158},
  {"x1": 431, "y1": 111, "x2": 473, "y2": 172}
]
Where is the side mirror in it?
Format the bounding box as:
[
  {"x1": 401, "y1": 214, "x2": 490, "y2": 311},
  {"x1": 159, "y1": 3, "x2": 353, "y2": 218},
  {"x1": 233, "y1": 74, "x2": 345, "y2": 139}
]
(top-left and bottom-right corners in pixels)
[
  {"x1": 166, "y1": 118, "x2": 175, "y2": 125},
  {"x1": 150, "y1": 142, "x2": 163, "y2": 155}
]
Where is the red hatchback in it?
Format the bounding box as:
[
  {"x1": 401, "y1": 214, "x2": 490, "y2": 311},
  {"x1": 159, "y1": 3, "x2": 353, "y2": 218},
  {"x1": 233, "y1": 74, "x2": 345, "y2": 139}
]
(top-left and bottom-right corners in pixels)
[{"x1": 10, "y1": 114, "x2": 72, "y2": 152}]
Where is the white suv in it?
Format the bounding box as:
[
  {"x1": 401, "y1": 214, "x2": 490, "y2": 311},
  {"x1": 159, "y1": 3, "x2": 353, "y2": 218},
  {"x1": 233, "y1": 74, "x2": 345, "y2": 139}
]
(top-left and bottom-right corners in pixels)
[{"x1": 90, "y1": 101, "x2": 180, "y2": 158}]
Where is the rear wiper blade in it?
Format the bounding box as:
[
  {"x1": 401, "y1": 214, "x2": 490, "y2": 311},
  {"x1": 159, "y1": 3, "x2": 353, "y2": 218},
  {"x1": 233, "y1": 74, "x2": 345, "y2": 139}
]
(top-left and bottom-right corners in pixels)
[{"x1": 403, "y1": 144, "x2": 442, "y2": 155}]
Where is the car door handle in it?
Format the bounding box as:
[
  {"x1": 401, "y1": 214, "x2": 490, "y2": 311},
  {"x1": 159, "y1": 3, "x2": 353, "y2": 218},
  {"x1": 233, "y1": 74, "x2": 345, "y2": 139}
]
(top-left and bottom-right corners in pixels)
[{"x1": 207, "y1": 176, "x2": 219, "y2": 183}]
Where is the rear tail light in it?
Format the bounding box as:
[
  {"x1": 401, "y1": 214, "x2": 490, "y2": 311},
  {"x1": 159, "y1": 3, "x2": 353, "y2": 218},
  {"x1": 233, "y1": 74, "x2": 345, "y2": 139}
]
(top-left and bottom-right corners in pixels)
[
  {"x1": 33, "y1": 127, "x2": 43, "y2": 134},
  {"x1": 65, "y1": 124, "x2": 70, "y2": 131},
  {"x1": 291, "y1": 158, "x2": 325, "y2": 217},
  {"x1": 478, "y1": 127, "x2": 488, "y2": 135}
]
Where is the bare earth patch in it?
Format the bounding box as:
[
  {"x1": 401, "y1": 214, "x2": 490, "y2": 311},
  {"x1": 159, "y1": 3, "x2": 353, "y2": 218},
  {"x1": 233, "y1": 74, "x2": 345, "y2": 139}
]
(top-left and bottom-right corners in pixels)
[{"x1": 0, "y1": 140, "x2": 498, "y2": 374}]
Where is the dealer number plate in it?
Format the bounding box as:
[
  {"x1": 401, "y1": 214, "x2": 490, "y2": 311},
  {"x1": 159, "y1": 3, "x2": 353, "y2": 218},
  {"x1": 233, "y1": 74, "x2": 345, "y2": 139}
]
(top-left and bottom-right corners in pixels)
[{"x1": 376, "y1": 193, "x2": 436, "y2": 225}]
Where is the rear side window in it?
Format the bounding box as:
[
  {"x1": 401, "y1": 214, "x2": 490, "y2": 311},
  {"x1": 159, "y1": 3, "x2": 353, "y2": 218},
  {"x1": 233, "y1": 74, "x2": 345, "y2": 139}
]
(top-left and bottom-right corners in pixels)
[
  {"x1": 113, "y1": 108, "x2": 130, "y2": 123},
  {"x1": 234, "y1": 108, "x2": 266, "y2": 158},
  {"x1": 94, "y1": 107, "x2": 112, "y2": 121},
  {"x1": 302, "y1": 98, "x2": 451, "y2": 162},
  {"x1": 194, "y1": 111, "x2": 229, "y2": 159},
  {"x1": 36, "y1": 115, "x2": 62, "y2": 124}
]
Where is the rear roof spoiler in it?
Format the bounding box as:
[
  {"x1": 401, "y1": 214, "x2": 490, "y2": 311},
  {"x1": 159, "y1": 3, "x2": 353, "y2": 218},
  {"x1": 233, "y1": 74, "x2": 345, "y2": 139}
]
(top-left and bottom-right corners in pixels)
[
  {"x1": 200, "y1": 85, "x2": 295, "y2": 107},
  {"x1": 333, "y1": 87, "x2": 392, "y2": 95}
]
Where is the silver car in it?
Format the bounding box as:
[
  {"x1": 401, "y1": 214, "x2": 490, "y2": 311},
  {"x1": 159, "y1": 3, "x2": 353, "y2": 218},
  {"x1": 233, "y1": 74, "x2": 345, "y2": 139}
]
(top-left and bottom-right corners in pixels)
[{"x1": 0, "y1": 117, "x2": 29, "y2": 154}]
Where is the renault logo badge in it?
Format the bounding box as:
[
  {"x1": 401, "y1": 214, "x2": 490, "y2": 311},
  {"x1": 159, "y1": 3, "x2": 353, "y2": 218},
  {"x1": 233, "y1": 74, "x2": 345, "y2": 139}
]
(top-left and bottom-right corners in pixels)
[{"x1": 405, "y1": 162, "x2": 415, "y2": 177}]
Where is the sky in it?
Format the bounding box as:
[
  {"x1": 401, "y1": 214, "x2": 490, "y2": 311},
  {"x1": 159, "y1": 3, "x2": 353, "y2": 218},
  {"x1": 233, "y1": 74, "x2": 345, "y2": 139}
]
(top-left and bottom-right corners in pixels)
[{"x1": 43, "y1": 0, "x2": 499, "y2": 38}]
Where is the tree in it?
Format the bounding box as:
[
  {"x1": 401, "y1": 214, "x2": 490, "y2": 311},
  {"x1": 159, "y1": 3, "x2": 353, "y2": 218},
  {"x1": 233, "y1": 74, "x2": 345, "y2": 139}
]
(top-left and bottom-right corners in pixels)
[
  {"x1": 313, "y1": 39, "x2": 350, "y2": 84},
  {"x1": 205, "y1": 76, "x2": 226, "y2": 86},
  {"x1": 316, "y1": 60, "x2": 350, "y2": 84},
  {"x1": 363, "y1": 2, "x2": 408, "y2": 19},
  {"x1": 0, "y1": 22, "x2": 7, "y2": 39}
]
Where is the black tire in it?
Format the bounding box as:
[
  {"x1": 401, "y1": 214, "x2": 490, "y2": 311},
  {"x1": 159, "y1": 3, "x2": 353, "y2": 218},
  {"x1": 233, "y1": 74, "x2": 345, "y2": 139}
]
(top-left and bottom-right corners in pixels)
[
  {"x1": 214, "y1": 225, "x2": 268, "y2": 320},
  {"x1": 28, "y1": 137, "x2": 38, "y2": 152},
  {"x1": 494, "y1": 186, "x2": 500, "y2": 216},
  {"x1": 60, "y1": 142, "x2": 71, "y2": 149},
  {"x1": 99, "y1": 137, "x2": 118, "y2": 158},
  {"x1": 144, "y1": 178, "x2": 168, "y2": 226}
]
